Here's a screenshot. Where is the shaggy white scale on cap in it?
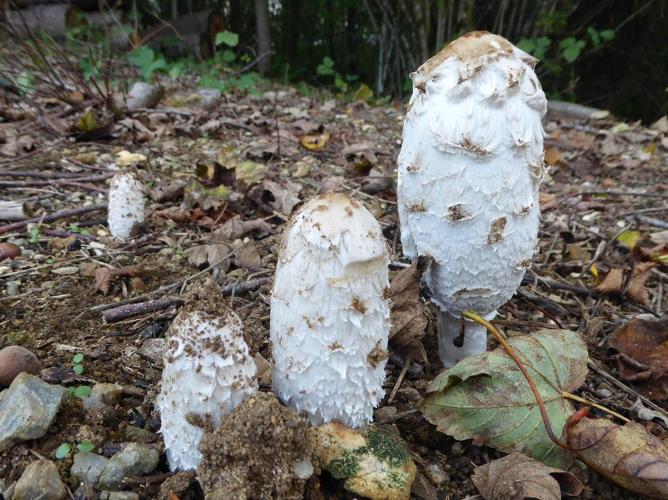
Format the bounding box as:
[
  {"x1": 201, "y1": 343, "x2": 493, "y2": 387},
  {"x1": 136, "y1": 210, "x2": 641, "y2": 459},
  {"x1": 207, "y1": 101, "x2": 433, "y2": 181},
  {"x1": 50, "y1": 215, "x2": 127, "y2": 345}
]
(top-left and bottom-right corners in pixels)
[
  {"x1": 156, "y1": 306, "x2": 258, "y2": 471},
  {"x1": 107, "y1": 172, "x2": 144, "y2": 241},
  {"x1": 397, "y1": 32, "x2": 547, "y2": 367},
  {"x1": 271, "y1": 193, "x2": 390, "y2": 428}
]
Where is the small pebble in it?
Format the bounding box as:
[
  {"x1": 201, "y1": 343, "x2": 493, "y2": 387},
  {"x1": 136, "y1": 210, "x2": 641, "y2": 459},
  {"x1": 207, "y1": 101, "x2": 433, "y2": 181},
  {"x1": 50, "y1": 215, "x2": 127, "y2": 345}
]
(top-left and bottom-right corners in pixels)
[
  {"x1": 450, "y1": 441, "x2": 464, "y2": 456},
  {"x1": 6, "y1": 280, "x2": 20, "y2": 296},
  {"x1": 51, "y1": 266, "x2": 79, "y2": 275},
  {"x1": 596, "y1": 388, "x2": 612, "y2": 398},
  {"x1": 425, "y1": 463, "x2": 447, "y2": 486},
  {"x1": 0, "y1": 345, "x2": 41, "y2": 386},
  {"x1": 374, "y1": 406, "x2": 397, "y2": 421}
]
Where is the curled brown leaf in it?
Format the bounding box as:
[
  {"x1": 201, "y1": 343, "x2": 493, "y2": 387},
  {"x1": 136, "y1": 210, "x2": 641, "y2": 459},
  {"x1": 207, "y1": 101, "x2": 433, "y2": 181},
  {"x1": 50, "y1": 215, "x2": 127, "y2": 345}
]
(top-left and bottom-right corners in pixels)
[
  {"x1": 389, "y1": 263, "x2": 427, "y2": 361},
  {"x1": 94, "y1": 266, "x2": 141, "y2": 295},
  {"x1": 609, "y1": 317, "x2": 668, "y2": 400},
  {"x1": 595, "y1": 268, "x2": 624, "y2": 295},
  {"x1": 472, "y1": 452, "x2": 583, "y2": 500},
  {"x1": 567, "y1": 416, "x2": 668, "y2": 499}
]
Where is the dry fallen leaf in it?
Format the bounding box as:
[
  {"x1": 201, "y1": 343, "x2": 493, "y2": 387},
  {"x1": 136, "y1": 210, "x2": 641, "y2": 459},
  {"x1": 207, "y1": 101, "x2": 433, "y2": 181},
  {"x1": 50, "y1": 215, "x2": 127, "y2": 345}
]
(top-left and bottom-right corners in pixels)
[
  {"x1": 472, "y1": 452, "x2": 583, "y2": 500},
  {"x1": 185, "y1": 242, "x2": 232, "y2": 269},
  {"x1": 234, "y1": 242, "x2": 262, "y2": 271},
  {"x1": 567, "y1": 416, "x2": 668, "y2": 499},
  {"x1": 149, "y1": 180, "x2": 186, "y2": 202},
  {"x1": 609, "y1": 317, "x2": 668, "y2": 400},
  {"x1": 248, "y1": 179, "x2": 301, "y2": 215},
  {"x1": 94, "y1": 266, "x2": 140, "y2": 295},
  {"x1": 595, "y1": 268, "x2": 624, "y2": 295},
  {"x1": 389, "y1": 263, "x2": 427, "y2": 361},
  {"x1": 626, "y1": 261, "x2": 655, "y2": 304},
  {"x1": 300, "y1": 132, "x2": 330, "y2": 151},
  {"x1": 214, "y1": 216, "x2": 273, "y2": 241}
]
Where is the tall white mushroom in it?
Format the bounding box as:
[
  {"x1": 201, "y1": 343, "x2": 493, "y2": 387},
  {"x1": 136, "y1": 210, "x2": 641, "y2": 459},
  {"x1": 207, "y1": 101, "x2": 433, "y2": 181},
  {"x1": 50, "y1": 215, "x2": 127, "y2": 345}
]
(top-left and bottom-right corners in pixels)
[
  {"x1": 271, "y1": 193, "x2": 390, "y2": 428},
  {"x1": 156, "y1": 290, "x2": 258, "y2": 471},
  {"x1": 397, "y1": 32, "x2": 547, "y2": 367},
  {"x1": 107, "y1": 172, "x2": 144, "y2": 241}
]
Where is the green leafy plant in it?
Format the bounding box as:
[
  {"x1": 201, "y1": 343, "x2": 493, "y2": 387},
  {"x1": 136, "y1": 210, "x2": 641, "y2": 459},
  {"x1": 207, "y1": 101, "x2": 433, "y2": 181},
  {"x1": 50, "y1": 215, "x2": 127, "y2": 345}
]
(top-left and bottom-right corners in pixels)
[
  {"x1": 316, "y1": 56, "x2": 335, "y2": 76},
  {"x1": 127, "y1": 46, "x2": 167, "y2": 81},
  {"x1": 77, "y1": 440, "x2": 94, "y2": 453},
  {"x1": 72, "y1": 353, "x2": 84, "y2": 375},
  {"x1": 68, "y1": 385, "x2": 92, "y2": 399},
  {"x1": 517, "y1": 36, "x2": 551, "y2": 61},
  {"x1": 28, "y1": 226, "x2": 40, "y2": 244},
  {"x1": 559, "y1": 37, "x2": 587, "y2": 63},
  {"x1": 55, "y1": 442, "x2": 72, "y2": 459},
  {"x1": 68, "y1": 224, "x2": 90, "y2": 235},
  {"x1": 215, "y1": 30, "x2": 239, "y2": 64}
]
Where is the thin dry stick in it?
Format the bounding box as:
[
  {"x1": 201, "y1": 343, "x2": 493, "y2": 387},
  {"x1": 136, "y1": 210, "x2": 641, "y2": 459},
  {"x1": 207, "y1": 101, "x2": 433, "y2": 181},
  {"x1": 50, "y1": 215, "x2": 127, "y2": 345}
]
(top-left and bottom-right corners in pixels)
[
  {"x1": 560, "y1": 391, "x2": 629, "y2": 423},
  {"x1": 388, "y1": 356, "x2": 411, "y2": 403},
  {"x1": 462, "y1": 310, "x2": 570, "y2": 450}
]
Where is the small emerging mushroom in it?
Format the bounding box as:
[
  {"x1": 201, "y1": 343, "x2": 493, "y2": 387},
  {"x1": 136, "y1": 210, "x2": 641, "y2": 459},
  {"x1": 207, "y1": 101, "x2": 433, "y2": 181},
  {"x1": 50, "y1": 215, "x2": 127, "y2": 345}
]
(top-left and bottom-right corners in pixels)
[
  {"x1": 156, "y1": 285, "x2": 258, "y2": 471},
  {"x1": 397, "y1": 32, "x2": 547, "y2": 367},
  {"x1": 107, "y1": 172, "x2": 144, "y2": 241},
  {"x1": 271, "y1": 193, "x2": 390, "y2": 428}
]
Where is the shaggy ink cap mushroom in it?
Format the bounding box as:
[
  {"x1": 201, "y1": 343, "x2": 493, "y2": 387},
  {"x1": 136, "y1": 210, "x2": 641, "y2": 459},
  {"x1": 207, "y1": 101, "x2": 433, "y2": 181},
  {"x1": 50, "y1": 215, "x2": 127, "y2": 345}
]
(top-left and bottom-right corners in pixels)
[
  {"x1": 398, "y1": 31, "x2": 547, "y2": 367},
  {"x1": 271, "y1": 193, "x2": 391, "y2": 428},
  {"x1": 107, "y1": 172, "x2": 145, "y2": 241},
  {"x1": 156, "y1": 282, "x2": 258, "y2": 471}
]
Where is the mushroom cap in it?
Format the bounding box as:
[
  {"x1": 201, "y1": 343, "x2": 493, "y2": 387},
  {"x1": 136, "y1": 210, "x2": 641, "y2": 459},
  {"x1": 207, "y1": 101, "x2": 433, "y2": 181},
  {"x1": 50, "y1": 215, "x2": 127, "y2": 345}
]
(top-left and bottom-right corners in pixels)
[
  {"x1": 271, "y1": 193, "x2": 390, "y2": 427},
  {"x1": 279, "y1": 192, "x2": 388, "y2": 270},
  {"x1": 156, "y1": 307, "x2": 258, "y2": 471},
  {"x1": 398, "y1": 31, "x2": 545, "y2": 317},
  {"x1": 107, "y1": 172, "x2": 144, "y2": 241}
]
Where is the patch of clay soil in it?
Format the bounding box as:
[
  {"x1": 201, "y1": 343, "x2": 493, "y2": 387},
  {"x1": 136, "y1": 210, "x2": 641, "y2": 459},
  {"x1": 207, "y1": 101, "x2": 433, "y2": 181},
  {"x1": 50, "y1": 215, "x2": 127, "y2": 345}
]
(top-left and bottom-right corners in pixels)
[{"x1": 196, "y1": 391, "x2": 314, "y2": 499}]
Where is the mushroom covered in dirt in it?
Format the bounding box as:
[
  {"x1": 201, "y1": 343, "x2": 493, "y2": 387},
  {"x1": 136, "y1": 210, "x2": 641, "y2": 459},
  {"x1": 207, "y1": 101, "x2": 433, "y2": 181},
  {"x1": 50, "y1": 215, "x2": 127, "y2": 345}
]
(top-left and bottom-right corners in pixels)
[
  {"x1": 107, "y1": 171, "x2": 144, "y2": 241},
  {"x1": 271, "y1": 193, "x2": 390, "y2": 427},
  {"x1": 397, "y1": 31, "x2": 547, "y2": 367},
  {"x1": 156, "y1": 285, "x2": 258, "y2": 471}
]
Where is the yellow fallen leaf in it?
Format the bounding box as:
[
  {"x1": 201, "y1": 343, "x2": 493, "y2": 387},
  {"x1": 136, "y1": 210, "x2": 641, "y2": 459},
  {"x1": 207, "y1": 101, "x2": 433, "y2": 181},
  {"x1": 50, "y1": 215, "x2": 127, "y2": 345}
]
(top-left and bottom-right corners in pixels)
[
  {"x1": 590, "y1": 264, "x2": 599, "y2": 277},
  {"x1": 616, "y1": 230, "x2": 641, "y2": 249},
  {"x1": 116, "y1": 150, "x2": 147, "y2": 167},
  {"x1": 300, "y1": 132, "x2": 330, "y2": 151}
]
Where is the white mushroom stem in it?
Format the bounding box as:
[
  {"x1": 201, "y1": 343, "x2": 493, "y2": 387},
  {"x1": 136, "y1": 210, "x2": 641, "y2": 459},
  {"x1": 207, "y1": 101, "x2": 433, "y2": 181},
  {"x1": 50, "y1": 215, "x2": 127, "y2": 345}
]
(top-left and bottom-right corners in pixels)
[
  {"x1": 398, "y1": 32, "x2": 546, "y2": 367},
  {"x1": 156, "y1": 307, "x2": 258, "y2": 471},
  {"x1": 271, "y1": 193, "x2": 390, "y2": 428},
  {"x1": 107, "y1": 172, "x2": 144, "y2": 241}
]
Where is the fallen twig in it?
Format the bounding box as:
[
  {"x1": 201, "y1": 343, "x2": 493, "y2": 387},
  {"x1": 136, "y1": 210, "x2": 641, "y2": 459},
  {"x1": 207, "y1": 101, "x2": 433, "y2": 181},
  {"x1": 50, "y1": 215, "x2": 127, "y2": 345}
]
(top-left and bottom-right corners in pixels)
[
  {"x1": 102, "y1": 297, "x2": 184, "y2": 323},
  {"x1": 0, "y1": 173, "x2": 113, "y2": 188},
  {"x1": 220, "y1": 277, "x2": 272, "y2": 296},
  {"x1": 0, "y1": 203, "x2": 106, "y2": 235}
]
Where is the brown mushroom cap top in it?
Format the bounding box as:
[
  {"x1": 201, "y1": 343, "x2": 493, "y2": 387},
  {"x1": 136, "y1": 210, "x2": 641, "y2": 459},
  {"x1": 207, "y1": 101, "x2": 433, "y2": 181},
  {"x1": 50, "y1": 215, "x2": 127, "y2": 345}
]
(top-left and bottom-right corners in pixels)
[{"x1": 417, "y1": 31, "x2": 534, "y2": 78}]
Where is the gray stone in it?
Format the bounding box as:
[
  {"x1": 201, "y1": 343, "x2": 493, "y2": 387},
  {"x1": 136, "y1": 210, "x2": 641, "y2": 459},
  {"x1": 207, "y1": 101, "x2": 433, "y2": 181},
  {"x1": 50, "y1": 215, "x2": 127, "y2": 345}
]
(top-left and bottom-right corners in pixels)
[
  {"x1": 137, "y1": 338, "x2": 166, "y2": 365},
  {"x1": 98, "y1": 443, "x2": 159, "y2": 490},
  {"x1": 6, "y1": 281, "x2": 19, "y2": 296},
  {"x1": 3, "y1": 482, "x2": 15, "y2": 500},
  {"x1": 126, "y1": 82, "x2": 162, "y2": 111},
  {"x1": 83, "y1": 383, "x2": 124, "y2": 412},
  {"x1": 71, "y1": 452, "x2": 109, "y2": 485},
  {"x1": 100, "y1": 492, "x2": 139, "y2": 500},
  {"x1": 424, "y1": 463, "x2": 447, "y2": 486},
  {"x1": 197, "y1": 88, "x2": 221, "y2": 109},
  {"x1": 13, "y1": 460, "x2": 67, "y2": 500},
  {"x1": 0, "y1": 373, "x2": 65, "y2": 452}
]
